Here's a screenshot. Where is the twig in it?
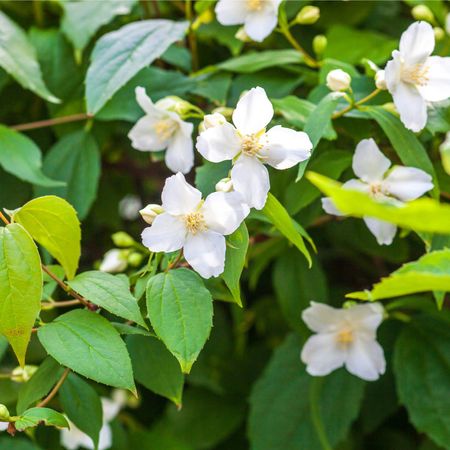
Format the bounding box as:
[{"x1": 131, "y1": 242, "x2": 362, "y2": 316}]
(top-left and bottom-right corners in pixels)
[
  {"x1": 36, "y1": 368, "x2": 70, "y2": 408},
  {"x1": 279, "y1": 26, "x2": 318, "y2": 68},
  {"x1": 10, "y1": 113, "x2": 92, "y2": 132},
  {"x1": 186, "y1": 0, "x2": 199, "y2": 71},
  {"x1": 332, "y1": 89, "x2": 381, "y2": 119}
]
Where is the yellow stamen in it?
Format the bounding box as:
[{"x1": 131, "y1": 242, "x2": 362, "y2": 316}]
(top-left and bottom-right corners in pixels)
[
  {"x1": 336, "y1": 328, "x2": 354, "y2": 345},
  {"x1": 153, "y1": 119, "x2": 177, "y2": 141},
  {"x1": 402, "y1": 63, "x2": 430, "y2": 87},
  {"x1": 184, "y1": 212, "x2": 206, "y2": 234},
  {"x1": 241, "y1": 134, "x2": 264, "y2": 156},
  {"x1": 247, "y1": 0, "x2": 264, "y2": 11}
]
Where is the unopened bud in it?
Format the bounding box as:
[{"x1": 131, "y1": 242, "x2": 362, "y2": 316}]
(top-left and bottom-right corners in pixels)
[
  {"x1": 199, "y1": 113, "x2": 227, "y2": 133},
  {"x1": 446, "y1": 13, "x2": 450, "y2": 35},
  {"x1": 434, "y1": 26, "x2": 445, "y2": 41},
  {"x1": 235, "y1": 27, "x2": 252, "y2": 42},
  {"x1": 11, "y1": 365, "x2": 38, "y2": 383},
  {"x1": 128, "y1": 252, "x2": 144, "y2": 267},
  {"x1": 156, "y1": 96, "x2": 192, "y2": 116},
  {"x1": 312, "y1": 35, "x2": 327, "y2": 56},
  {"x1": 215, "y1": 178, "x2": 233, "y2": 193},
  {"x1": 112, "y1": 232, "x2": 135, "y2": 248},
  {"x1": 139, "y1": 204, "x2": 163, "y2": 225},
  {"x1": 440, "y1": 132, "x2": 450, "y2": 175},
  {"x1": 99, "y1": 249, "x2": 128, "y2": 273},
  {"x1": 382, "y1": 102, "x2": 398, "y2": 115},
  {"x1": 375, "y1": 70, "x2": 387, "y2": 90},
  {"x1": 212, "y1": 107, "x2": 233, "y2": 120},
  {"x1": 411, "y1": 5, "x2": 434, "y2": 23},
  {"x1": 296, "y1": 5, "x2": 320, "y2": 25},
  {"x1": 0, "y1": 405, "x2": 10, "y2": 421},
  {"x1": 326, "y1": 69, "x2": 351, "y2": 92}
]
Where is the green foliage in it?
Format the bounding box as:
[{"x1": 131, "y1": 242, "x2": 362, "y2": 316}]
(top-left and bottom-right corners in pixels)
[{"x1": 14, "y1": 407, "x2": 69, "y2": 431}]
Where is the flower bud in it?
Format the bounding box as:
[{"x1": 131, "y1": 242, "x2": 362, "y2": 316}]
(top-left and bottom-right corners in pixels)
[
  {"x1": 440, "y1": 132, "x2": 450, "y2": 175},
  {"x1": 192, "y1": 9, "x2": 214, "y2": 30},
  {"x1": 235, "y1": 27, "x2": 252, "y2": 42},
  {"x1": 155, "y1": 96, "x2": 192, "y2": 116},
  {"x1": 434, "y1": 26, "x2": 445, "y2": 41},
  {"x1": 199, "y1": 113, "x2": 227, "y2": 133},
  {"x1": 215, "y1": 177, "x2": 233, "y2": 193},
  {"x1": 139, "y1": 204, "x2": 164, "y2": 224},
  {"x1": 326, "y1": 69, "x2": 351, "y2": 92},
  {"x1": 446, "y1": 13, "x2": 450, "y2": 35},
  {"x1": 312, "y1": 35, "x2": 327, "y2": 56},
  {"x1": 375, "y1": 70, "x2": 387, "y2": 90},
  {"x1": 128, "y1": 252, "x2": 144, "y2": 267},
  {"x1": 212, "y1": 107, "x2": 233, "y2": 120},
  {"x1": 382, "y1": 102, "x2": 398, "y2": 115},
  {"x1": 99, "y1": 249, "x2": 128, "y2": 273},
  {"x1": 0, "y1": 404, "x2": 10, "y2": 421},
  {"x1": 119, "y1": 194, "x2": 142, "y2": 220},
  {"x1": 296, "y1": 6, "x2": 320, "y2": 25},
  {"x1": 112, "y1": 232, "x2": 135, "y2": 248},
  {"x1": 11, "y1": 365, "x2": 38, "y2": 383},
  {"x1": 411, "y1": 5, "x2": 434, "y2": 23}
]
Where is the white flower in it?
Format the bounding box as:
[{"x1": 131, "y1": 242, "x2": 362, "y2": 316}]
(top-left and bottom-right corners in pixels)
[
  {"x1": 61, "y1": 391, "x2": 127, "y2": 450},
  {"x1": 141, "y1": 173, "x2": 249, "y2": 278},
  {"x1": 99, "y1": 249, "x2": 128, "y2": 273},
  {"x1": 128, "y1": 87, "x2": 194, "y2": 174},
  {"x1": 139, "y1": 204, "x2": 164, "y2": 224},
  {"x1": 301, "y1": 302, "x2": 386, "y2": 381},
  {"x1": 215, "y1": 0, "x2": 282, "y2": 42},
  {"x1": 384, "y1": 21, "x2": 450, "y2": 132},
  {"x1": 118, "y1": 194, "x2": 142, "y2": 220},
  {"x1": 326, "y1": 69, "x2": 352, "y2": 92},
  {"x1": 322, "y1": 138, "x2": 433, "y2": 245},
  {"x1": 196, "y1": 87, "x2": 312, "y2": 210}
]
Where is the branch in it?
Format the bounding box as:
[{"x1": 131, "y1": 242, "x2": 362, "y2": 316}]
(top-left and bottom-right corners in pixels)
[
  {"x1": 10, "y1": 113, "x2": 92, "y2": 132},
  {"x1": 36, "y1": 368, "x2": 70, "y2": 408}
]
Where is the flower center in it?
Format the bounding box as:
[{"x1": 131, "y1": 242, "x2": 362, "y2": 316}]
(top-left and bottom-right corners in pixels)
[
  {"x1": 247, "y1": 0, "x2": 264, "y2": 11},
  {"x1": 241, "y1": 134, "x2": 263, "y2": 156},
  {"x1": 153, "y1": 119, "x2": 177, "y2": 141},
  {"x1": 401, "y1": 63, "x2": 430, "y2": 87},
  {"x1": 369, "y1": 183, "x2": 383, "y2": 197},
  {"x1": 336, "y1": 328, "x2": 354, "y2": 345},
  {"x1": 184, "y1": 212, "x2": 206, "y2": 234}
]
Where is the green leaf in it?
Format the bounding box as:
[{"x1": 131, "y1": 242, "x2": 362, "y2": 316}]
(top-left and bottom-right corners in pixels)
[
  {"x1": 61, "y1": 0, "x2": 136, "y2": 53},
  {"x1": 262, "y1": 193, "x2": 311, "y2": 266},
  {"x1": 16, "y1": 357, "x2": 63, "y2": 414},
  {"x1": 59, "y1": 373, "x2": 103, "y2": 449},
  {"x1": 0, "y1": 223, "x2": 42, "y2": 366},
  {"x1": 194, "y1": 161, "x2": 231, "y2": 197},
  {"x1": 221, "y1": 222, "x2": 248, "y2": 307},
  {"x1": 127, "y1": 334, "x2": 184, "y2": 406},
  {"x1": 0, "y1": 126, "x2": 64, "y2": 188},
  {"x1": 38, "y1": 309, "x2": 135, "y2": 392},
  {"x1": 307, "y1": 171, "x2": 450, "y2": 235},
  {"x1": 394, "y1": 313, "x2": 450, "y2": 449},
  {"x1": 0, "y1": 11, "x2": 59, "y2": 103},
  {"x1": 86, "y1": 19, "x2": 189, "y2": 114},
  {"x1": 35, "y1": 130, "x2": 101, "y2": 220},
  {"x1": 146, "y1": 268, "x2": 213, "y2": 374},
  {"x1": 249, "y1": 334, "x2": 365, "y2": 450},
  {"x1": 365, "y1": 106, "x2": 439, "y2": 197},
  {"x1": 217, "y1": 49, "x2": 303, "y2": 73},
  {"x1": 15, "y1": 407, "x2": 69, "y2": 431},
  {"x1": 14, "y1": 196, "x2": 81, "y2": 280},
  {"x1": 348, "y1": 249, "x2": 450, "y2": 301},
  {"x1": 297, "y1": 93, "x2": 342, "y2": 180},
  {"x1": 67, "y1": 271, "x2": 146, "y2": 328}
]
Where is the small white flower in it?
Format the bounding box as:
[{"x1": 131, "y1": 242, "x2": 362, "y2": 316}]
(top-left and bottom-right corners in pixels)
[
  {"x1": 326, "y1": 69, "x2": 352, "y2": 92},
  {"x1": 322, "y1": 138, "x2": 433, "y2": 245},
  {"x1": 215, "y1": 0, "x2": 282, "y2": 42},
  {"x1": 301, "y1": 302, "x2": 386, "y2": 381},
  {"x1": 196, "y1": 87, "x2": 312, "y2": 209},
  {"x1": 139, "y1": 204, "x2": 164, "y2": 224},
  {"x1": 215, "y1": 177, "x2": 234, "y2": 193},
  {"x1": 375, "y1": 70, "x2": 387, "y2": 90},
  {"x1": 199, "y1": 112, "x2": 227, "y2": 134},
  {"x1": 384, "y1": 21, "x2": 450, "y2": 132},
  {"x1": 99, "y1": 249, "x2": 128, "y2": 273},
  {"x1": 118, "y1": 194, "x2": 142, "y2": 220},
  {"x1": 141, "y1": 173, "x2": 249, "y2": 278},
  {"x1": 128, "y1": 87, "x2": 194, "y2": 174}
]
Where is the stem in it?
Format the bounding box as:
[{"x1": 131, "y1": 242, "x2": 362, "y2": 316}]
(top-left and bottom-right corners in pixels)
[
  {"x1": 36, "y1": 368, "x2": 70, "y2": 408},
  {"x1": 139, "y1": 0, "x2": 151, "y2": 17},
  {"x1": 309, "y1": 378, "x2": 333, "y2": 450},
  {"x1": 0, "y1": 210, "x2": 10, "y2": 225},
  {"x1": 42, "y1": 299, "x2": 81, "y2": 309},
  {"x1": 186, "y1": 0, "x2": 199, "y2": 72},
  {"x1": 33, "y1": 0, "x2": 44, "y2": 27},
  {"x1": 166, "y1": 251, "x2": 183, "y2": 271},
  {"x1": 10, "y1": 113, "x2": 92, "y2": 132},
  {"x1": 279, "y1": 26, "x2": 318, "y2": 68},
  {"x1": 332, "y1": 88, "x2": 381, "y2": 119}
]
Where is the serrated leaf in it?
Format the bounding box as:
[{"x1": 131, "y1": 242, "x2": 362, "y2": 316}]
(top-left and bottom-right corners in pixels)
[
  {"x1": 15, "y1": 407, "x2": 69, "y2": 431},
  {"x1": 38, "y1": 310, "x2": 135, "y2": 392},
  {"x1": 14, "y1": 196, "x2": 81, "y2": 280},
  {"x1": 0, "y1": 11, "x2": 59, "y2": 103},
  {"x1": 67, "y1": 271, "x2": 146, "y2": 328},
  {"x1": 146, "y1": 268, "x2": 213, "y2": 374},
  {"x1": 0, "y1": 223, "x2": 42, "y2": 366},
  {"x1": 222, "y1": 222, "x2": 248, "y2": 307},
  {"x1": 86, "y1": 19, "x2": 189, "y2": 114},
  {"x1": 0, "y1": 126, "x2": 65, "y2": 188},
  {"x1": 127, "y1": 335, "x2": 184, "y2": 406},
  {"x1": 262, "y1": 193, "x2": 311, "y2": 266}
]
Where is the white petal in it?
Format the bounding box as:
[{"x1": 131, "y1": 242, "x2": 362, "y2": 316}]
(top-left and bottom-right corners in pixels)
[
  {"x1": 301, "y1": 333, "x2": 347, "y2": 376},
  {"x1": 135, "y1": 87, "x2": 164, "y2": 117},
  {"x1": 196, "y1": 122, "x2": 241, "y2": 162},
  {"x1": 215, "y1": 0, "x2": 248, "y2": 25},
  {"x1": 0, "y1": 422, "x2": 8, "y2": 431},
  {"x1": 321, "y1": 197, "x2": 345, "y2": 216},
  {"x1": 232, "y1": 87, "x2": 274, "y2": 135},
  {"x1": 202, "y1": 191, "x2": 249, "y2": 235},
  {"x1": 244, "y1": 9, "x2": 278, "y2": 42},
  {"x1": 345, "y1": 336, "x2": 386, "y2": 381},
  {"x1": 231, "y1": 155, "x2": 270, "y2": 210},
  {"x1": 165, "y1": 123, "x2": 194, "y2": 174},
  {"x1": 184, "y1": 231, "x2": 226, "y2": 278},
  {"x1": 61, "y1": 422, "x2": 94, "y2": 450},
  {"x1": 417, "y1": 56, "x2": 450, "y2": 102},
  {"x1": 344, "y1": 303, "x2": 384, "y2": 333},
  {"x1": 342, "y1": 178, "x2": 371, "y2": 193},
  {"x1": 302, "y1": 302, "x2": 345, "y2": 333},
  {"x1": 363, "y1": 217, "x2": 397, "y2": 245},
  {"x1": 101, "y1": 397, "x2": 121, "y2": 422},
  {"x1": 392, "y1": 81, "x2": 428, "y2": 132},
  {"x1": 385, "y1": 51, "x2": 402, "y2": 94},
  {"x1": 98, "y1": 424, "x2": 113, "y2": 450},
  {"x1": 141, "y1": 213, "x2": 186, "y2": 253},
  {"x1": 399, "y1": 21, "x2": 434, "y2": 65},
  {"x1": 161, "y1": 173, "x2": 202, "y2": 215},
  {"x1": 383, "y1": 166, "x2": 433, "y2": 201},
  {"x1": 99, "y1": 249, "x2": 127, "y2": 273},
  {"x1": 261, "y1": 126, "x2": 312, "y2": 170},
  {"x1": 352, "y1": 139, "x2": 391, "y2": 183},
  {"x1": 128, "y1": 115, "x2": 169, "y2": 151}
]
